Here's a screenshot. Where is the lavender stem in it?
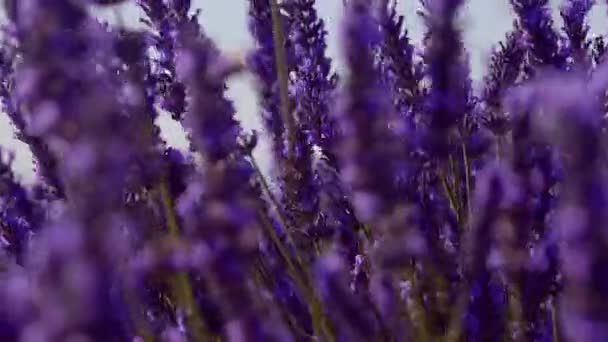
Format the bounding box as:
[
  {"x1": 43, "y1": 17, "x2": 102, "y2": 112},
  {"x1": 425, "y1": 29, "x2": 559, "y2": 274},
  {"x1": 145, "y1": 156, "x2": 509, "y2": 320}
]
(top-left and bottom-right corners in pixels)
[
  {"x1": 158, "y1": 180, "x2": 210, "y2": 341},
  {"x1": 249, "y1": 154, "x2": 334, "y2": 340},
  {"x1": 269, "y1": 0, "x2": 297, "y2": 157}
]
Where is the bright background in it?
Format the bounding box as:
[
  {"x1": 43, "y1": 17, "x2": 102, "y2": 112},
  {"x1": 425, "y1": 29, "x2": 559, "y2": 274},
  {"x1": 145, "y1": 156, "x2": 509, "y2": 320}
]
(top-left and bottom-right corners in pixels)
[{"x1": 1, "y1": 0, "x2": 607, "y2": 182}]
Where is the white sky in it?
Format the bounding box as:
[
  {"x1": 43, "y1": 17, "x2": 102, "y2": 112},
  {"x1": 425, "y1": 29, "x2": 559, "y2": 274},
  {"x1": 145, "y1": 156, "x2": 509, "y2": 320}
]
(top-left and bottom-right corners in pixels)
[{"x1": 1, "y1": 0, "x2": 607, "y2": 182}]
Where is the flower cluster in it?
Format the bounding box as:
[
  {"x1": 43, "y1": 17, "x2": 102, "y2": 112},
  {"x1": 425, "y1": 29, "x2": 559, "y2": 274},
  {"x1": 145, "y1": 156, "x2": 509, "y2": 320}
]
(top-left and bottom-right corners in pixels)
[{"x1": 0, "y1": 0, "x2": 607, "y2": 340}]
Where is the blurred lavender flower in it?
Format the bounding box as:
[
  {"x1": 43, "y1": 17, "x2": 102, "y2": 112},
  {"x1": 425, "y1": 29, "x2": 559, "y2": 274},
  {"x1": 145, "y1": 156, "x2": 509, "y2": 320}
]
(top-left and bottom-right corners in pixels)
[
  {"x1": 515, "y1": 71, "x2": 608, "y2": 341},
  {"x1": 507, "y1": 0, "x2": 564, "y2": 233},
  {"x1": 334, "y1": 0, "x2": 408, "y2": 222},
  {"x1": 331, "y1": 2, "x2": 421, "y2": 340},
  {"x1": 3, "y1": 0, "x2": 608, "y2": 341},
  {"x1": 459, "y1": 164, "x2": 518, "y2": 341},
  {"x1": 10, "y1": 1, "x2": 167, "y2": 339},
  {"x1": 502, "y1": 7, "x2": 568, "y2": 339},
  {"x1": 420, "y1": 0, "x2": 469, "y2": 158},
  {"x1": 175, "y1": 36, "x2": 243, "y2": 163},
  {"x1": 114, "y1": 29, "x2": 167, "y2": 190},
  {"x1": 175, "y1": 27, "x2": 290, "y2": 340}
]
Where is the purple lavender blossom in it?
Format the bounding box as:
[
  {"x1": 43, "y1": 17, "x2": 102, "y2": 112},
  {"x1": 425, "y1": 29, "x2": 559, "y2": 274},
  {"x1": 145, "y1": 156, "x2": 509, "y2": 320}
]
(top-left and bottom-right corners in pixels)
[
  {"x1": 114, "y1": 29, "x2": 167, "y2": 190},
  {"x1": 331, "y1": 2, "x2": 420, "y2": 340},
  {"x1": 10, "y1": 1, "x2": 169, "y2": 339},
  {"x1": 504, "y1": 6, "x2": 569, "y2": 339},
  {"x1": 460, "y1": 164, "x2": 517, "y2": 341},
  {"x1": 174, "y1": 36, "x2": 242, "y2": 163}
]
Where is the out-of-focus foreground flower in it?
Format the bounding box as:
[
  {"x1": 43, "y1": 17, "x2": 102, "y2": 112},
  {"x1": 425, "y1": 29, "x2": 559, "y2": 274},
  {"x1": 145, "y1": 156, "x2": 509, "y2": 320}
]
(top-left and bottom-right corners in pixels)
[{"x1": 0, "y1": 0, "x2": 607, "y2": 341}]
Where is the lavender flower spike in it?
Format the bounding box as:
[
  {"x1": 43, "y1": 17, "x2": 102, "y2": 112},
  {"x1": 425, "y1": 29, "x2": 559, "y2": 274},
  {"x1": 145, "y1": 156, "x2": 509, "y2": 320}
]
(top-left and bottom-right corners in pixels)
[
  {"x1": 481, "y1": 28, "x2": 525, "y2": 138},
  {"x1": 458, "y1": 163, "x2": 517, "y2": 341},
  {"x1": 334, "y1": 0, "x2": 407, "y2": 222},
  {"x1": 283, "y1": 0, "x2": 338, "y2": 160},
  {"x1": 514, "y1": 71, "x2": 608, "y2": 342},
  {"x1": 421, "y1": 0, "x2": 468, "y2": 158},
  {"x1": 138, "y1": 0, "x2": 198, "y2": 120},
  {"x1": 248, "y1": 0, "x2": 295, "y2": 162},
  {"x1": 12, "y1": 1, "x2": 162, "y2": 338},
  {"x1": 175, "y1": 29, "x2": 290, "y2": 340},
  {"x1": 334, "y1": 5, "x2": 416, "y2": 338},
  {"x1": 560, "y1": 0, "x2": 595, "y2": 69}
]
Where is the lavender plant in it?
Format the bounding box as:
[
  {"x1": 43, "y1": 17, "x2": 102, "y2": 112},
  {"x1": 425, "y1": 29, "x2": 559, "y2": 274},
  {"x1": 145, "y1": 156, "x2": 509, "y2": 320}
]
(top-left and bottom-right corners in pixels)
[{"x1": 0, "y1": 0, "x2": 607, "y2": 341}]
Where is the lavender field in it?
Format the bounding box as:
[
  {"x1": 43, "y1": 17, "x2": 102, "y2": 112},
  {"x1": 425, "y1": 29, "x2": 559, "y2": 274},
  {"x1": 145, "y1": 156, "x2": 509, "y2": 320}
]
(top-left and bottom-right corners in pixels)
[{"x1": 1, "y1": 0, "x2": 608, "y2": 341}]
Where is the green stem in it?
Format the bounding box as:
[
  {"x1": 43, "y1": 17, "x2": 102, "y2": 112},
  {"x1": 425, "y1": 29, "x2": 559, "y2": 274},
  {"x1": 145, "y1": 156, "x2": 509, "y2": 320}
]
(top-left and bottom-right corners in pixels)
[
  {"x1": 358, "y1": 223, "x2": 373, "y2": 240},
  {"x1": 448, "y1": 154, "x2": 463, "y2": 226},
  {"x1": 551, "y1": 296, "x2": 560, "y2": 342},
  {"x1": 461, "y1": 143, "x2": 472, "y2": 225},
  {"x1": 265, "y1": 4, "x2": 335, "y2": 335},
  {"x1": 402, "y1": 266, "x2": 432, "y2": 342},
  {"x1": 496, "y1": 135, "x2": 504, "y2": 162},
  {"x1": 445, "y1": 265, "x2": 475, "y2": 342},
  {"x1": 506, "y1": 285, "x2": 524, "y2": 341},
  {"x1": 253, "y1": 254, "x2": 309, "y2": 338},
  {"x1": 126, "y1": 299, "x2": 155, "y2": 342},
  {"x1": 440, "y1": 169, "x2": 459, "y2": 223},
  {"x1": 248, "y1": 154, "x2": 298, "y2": 246},
  {"x1": 257, "y1": 207, "x2": 334, "y2": 341},
  {"x1": 158, "y1": 181, "x2": 209, "y2": 341},
  {"x1": 257, "y1": 207, "x2": 302, "y2": 284},
  {"x1": 445, "y1": 288, "x2": 468, "y2": 342},
  {"x1": 269, "y1": 0, "x2": 296, "y2": 157},
  {"x1": 250, "y1": 155, "x2": 334, "y2": 341}
]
